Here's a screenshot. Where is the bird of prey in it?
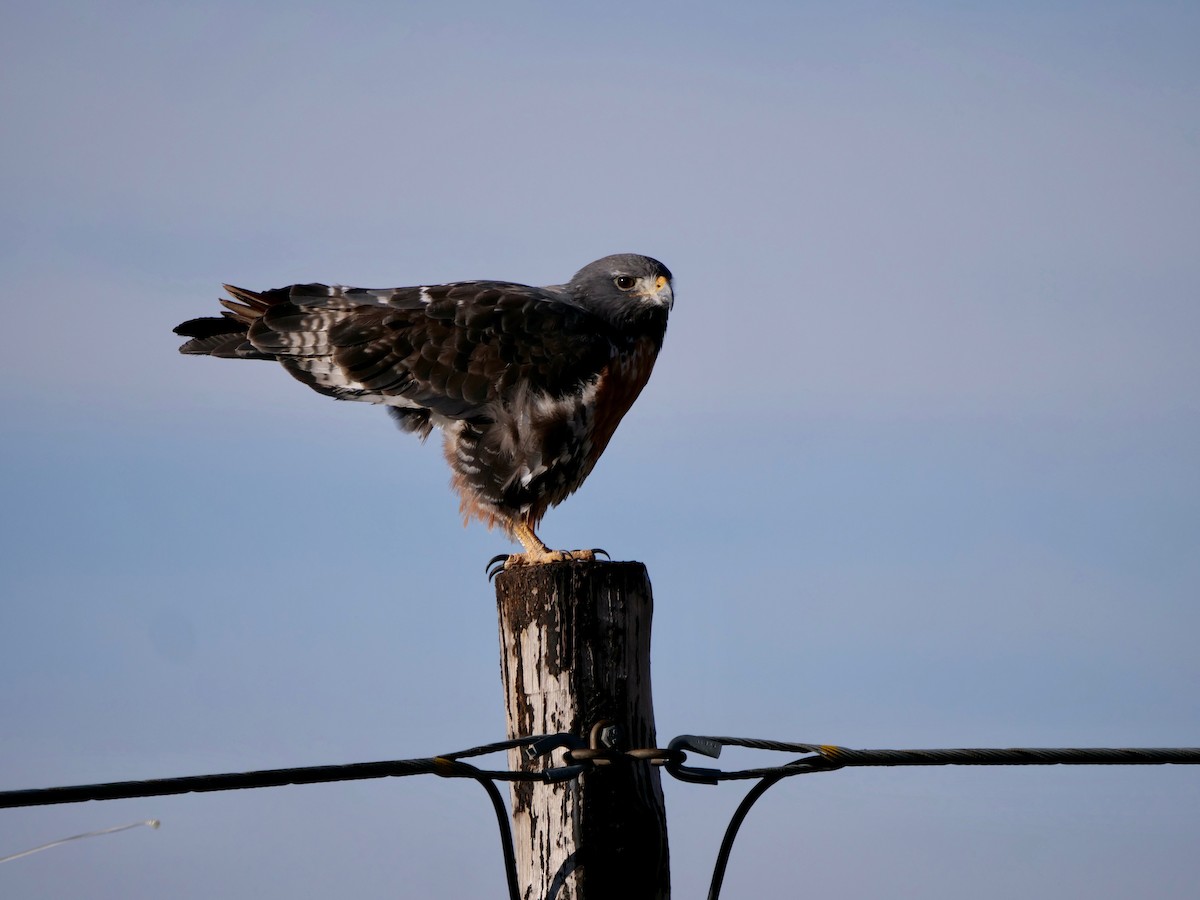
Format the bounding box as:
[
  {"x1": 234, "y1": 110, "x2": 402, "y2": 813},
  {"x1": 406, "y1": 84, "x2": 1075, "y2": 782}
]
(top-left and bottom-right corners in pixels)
[{"x1": 174, "y1": 254, "x2": 673, "y2": 571}]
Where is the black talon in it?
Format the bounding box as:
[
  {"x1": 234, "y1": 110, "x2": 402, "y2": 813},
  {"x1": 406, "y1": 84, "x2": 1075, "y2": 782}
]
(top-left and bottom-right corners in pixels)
[
  {"x1": 486, "y1": 554, "x2": 510, "y2": 581},
  {"x1": 592, "y1": 548, "x2": 610, "y2": 560}
]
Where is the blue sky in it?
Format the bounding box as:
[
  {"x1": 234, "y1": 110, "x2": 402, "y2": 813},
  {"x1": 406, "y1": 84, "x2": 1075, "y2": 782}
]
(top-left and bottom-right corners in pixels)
[{"x1": 2, "y1": 1, "x2": 1198, "y2": 896}]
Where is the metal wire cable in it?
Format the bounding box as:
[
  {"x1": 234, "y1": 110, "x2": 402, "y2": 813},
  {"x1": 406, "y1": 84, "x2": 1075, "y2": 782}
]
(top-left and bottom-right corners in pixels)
[
  {"x1": 431, "y1": 759, "x2": 521, "y2": 900},
  {"x1": 814, "y1": 745, "x2": 1200, "y2": 767},
  {"x1": 705, "y1": 773, "x2": 784, "y2": 900},
  {"x1": 664, "y1": 736, "x2": 1200, "y2": 900},
  {"x1": 4, "y1": 732, "x2": 1199, "y2": 899},
  {"x1": 0, "y1": 741, "x2": 537, "y2": 899},
  {"x1": 0, "y1": 757, "x2": 447, "y2": 810},
  {"x1": 0, "y1": 737, "x2": 553, "y2": 811},
  {"x1": 667, "y1": 735, "x2": 1200, "y2": 782}
]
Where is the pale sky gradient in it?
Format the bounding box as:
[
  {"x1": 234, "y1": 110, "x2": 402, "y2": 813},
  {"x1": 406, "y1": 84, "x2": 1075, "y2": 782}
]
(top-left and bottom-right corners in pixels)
[{"x1": 2, "y1": 2, "x2": 1198, "y2": 897}]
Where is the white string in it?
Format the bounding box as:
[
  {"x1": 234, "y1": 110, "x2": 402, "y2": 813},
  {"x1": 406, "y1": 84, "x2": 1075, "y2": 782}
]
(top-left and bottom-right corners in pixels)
[{"x1": 0, "y1": 819, "x2": 159, "y2": 864}]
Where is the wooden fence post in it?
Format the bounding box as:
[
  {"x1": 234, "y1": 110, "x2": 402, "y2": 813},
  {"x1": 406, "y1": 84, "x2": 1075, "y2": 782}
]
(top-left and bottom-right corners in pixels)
[{"x1": 494, "y1": 560, "x2": 669, "y2": 899}]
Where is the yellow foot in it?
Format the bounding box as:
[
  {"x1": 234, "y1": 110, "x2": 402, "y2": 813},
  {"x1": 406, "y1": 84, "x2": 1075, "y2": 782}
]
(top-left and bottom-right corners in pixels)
[{"x1": 486, "y1": 548, "x2": 608, "y2": 580}]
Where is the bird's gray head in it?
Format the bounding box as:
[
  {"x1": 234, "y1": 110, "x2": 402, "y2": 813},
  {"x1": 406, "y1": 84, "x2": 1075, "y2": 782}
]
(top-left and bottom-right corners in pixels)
[{"x1": 565, "y1": 254, "x2": 674, "y2": 324}]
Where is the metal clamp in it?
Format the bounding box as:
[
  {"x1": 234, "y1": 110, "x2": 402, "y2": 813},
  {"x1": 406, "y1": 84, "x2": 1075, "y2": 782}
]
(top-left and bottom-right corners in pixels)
[
  {"x1": 665, "y1": 735, "x2": 838, "y2": 784},
  {"x1": 665, "y1": 735, "x2": 726, "y2": 784}
]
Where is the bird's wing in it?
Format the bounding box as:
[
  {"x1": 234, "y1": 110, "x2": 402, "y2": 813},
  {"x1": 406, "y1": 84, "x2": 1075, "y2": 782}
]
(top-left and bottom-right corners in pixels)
[{"x1": 240, "y1": 281, "x2": 618, "y2": 421}]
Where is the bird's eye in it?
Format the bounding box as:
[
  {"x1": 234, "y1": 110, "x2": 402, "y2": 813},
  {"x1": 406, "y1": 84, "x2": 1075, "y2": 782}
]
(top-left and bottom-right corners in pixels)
[{"x1": 614, "y1": 275, "x2": 637, "y2": 291}]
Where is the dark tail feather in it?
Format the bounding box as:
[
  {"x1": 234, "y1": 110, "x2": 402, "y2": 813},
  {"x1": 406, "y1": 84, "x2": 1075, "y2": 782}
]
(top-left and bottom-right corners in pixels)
[
  {"x1": 173, "y1": 317, "x2": 260, "y2": 358},
  {"x1": 174, "y1": 285, "x2": 290, "y2": 358}
]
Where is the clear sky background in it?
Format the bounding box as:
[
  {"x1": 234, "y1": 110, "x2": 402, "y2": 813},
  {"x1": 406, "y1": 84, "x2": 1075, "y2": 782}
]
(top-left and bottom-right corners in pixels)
[{"x1": 2, "y1": 1, "x2": 1198, "y2": 896}]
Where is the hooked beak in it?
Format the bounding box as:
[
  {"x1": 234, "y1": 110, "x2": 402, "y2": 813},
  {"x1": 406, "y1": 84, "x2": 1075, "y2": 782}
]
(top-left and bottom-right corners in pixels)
[{"x1": 638, "y1": 274, "x2": 674, "y2": 310}]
